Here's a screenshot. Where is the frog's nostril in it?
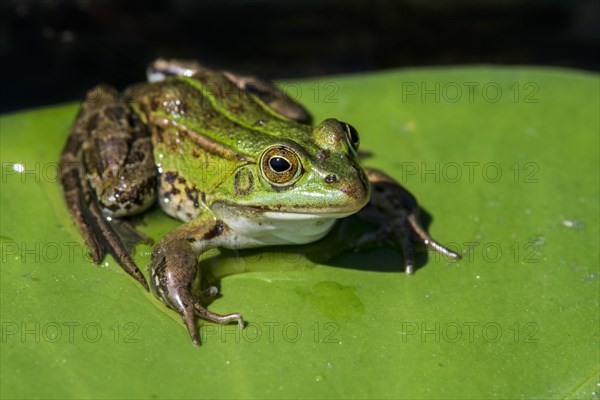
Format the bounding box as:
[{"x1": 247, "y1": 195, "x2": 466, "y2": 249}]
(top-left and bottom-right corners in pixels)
[{"x1": 325, "y1": 174, "x2": 338, "y2": 184}]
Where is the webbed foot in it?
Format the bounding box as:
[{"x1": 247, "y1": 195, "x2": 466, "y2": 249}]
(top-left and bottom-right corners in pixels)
[{"x1": 363, "y1": 167, "x2": 461, "y2": 274}]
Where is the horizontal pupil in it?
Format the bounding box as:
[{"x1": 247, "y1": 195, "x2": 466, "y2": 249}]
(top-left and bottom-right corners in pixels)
[{"x1": 270, "y1": 157, "x2": 290, "y2": 172}]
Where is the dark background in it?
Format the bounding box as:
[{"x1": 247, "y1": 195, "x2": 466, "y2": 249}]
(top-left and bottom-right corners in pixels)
[{"x1": 1, "y1": 0, "x2": 599, "y2": 113}]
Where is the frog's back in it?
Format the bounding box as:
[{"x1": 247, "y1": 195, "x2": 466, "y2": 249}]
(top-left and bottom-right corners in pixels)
[{"x1": 126, "y1": 72, "x2": 312, "y2": 222}]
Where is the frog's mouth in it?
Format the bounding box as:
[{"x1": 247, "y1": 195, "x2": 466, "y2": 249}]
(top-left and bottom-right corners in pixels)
[
  {"x1": 261, "y1": 210, "x2": 356, "y2": 220},
  {"x1": 211, "y1": 203, "x2": 357, "y2": 245},
  {"x1": 213, "y1": 202, "x2": 359, "y2": 221}
]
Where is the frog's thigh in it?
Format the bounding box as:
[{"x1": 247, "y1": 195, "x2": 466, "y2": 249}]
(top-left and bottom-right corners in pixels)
[
  {"x1": 363, "y1": 167, "x2": 418, "y2": 215},
  {"x1": 223, "y1": 71, "x2": 312, "y2": 124},
  {"x1": 79, "y1": 86, "x2": 157, "y2": 218},
  {"x1": 147, "y1": 58, "x2": 311, "y2": 123}
]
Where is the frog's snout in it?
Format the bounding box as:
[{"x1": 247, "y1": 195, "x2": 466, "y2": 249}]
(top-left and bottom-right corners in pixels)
[
  {"x1": 340, "y1": 178, "x2": 369, "y2": 204},
  {"x1": 324, "y1": 167, "x2": 370, "y2": 209}
]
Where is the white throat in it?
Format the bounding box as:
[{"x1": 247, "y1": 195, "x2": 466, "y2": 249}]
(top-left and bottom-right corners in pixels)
[{"x1": 212, "y1": 204, "x2": 353, "y2": 248}]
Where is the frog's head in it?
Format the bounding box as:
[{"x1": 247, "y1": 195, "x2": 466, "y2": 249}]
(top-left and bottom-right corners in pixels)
[
  {"x1": 213, "y1": 118, "x2": 370, "y2": 219},
  {"x1": 300, "y1": 118, "x2": 370, "y2": 214}
]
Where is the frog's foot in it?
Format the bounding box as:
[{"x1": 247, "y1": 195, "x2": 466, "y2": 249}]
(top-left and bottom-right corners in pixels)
[
  {"x1": 363, "y1": 167, "x2": 461, "y2": 274},
  {"x1": 111, "y1": 218, "x2": 154, "y2": 247},
  {"x1": 150, "y1": 228, "x2": 244, "y2": 346},
  {"x1": 177, "y1": 286, "x2": 244, "y2": 346}
]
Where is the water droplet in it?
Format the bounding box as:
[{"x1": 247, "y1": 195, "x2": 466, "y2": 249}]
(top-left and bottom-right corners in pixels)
[
  {"x1": 562, "y1": 220, "x2": 583, "y2": 229},
  {"x1": 12, "y1": 163, "x2": 25, "y2": 173}
]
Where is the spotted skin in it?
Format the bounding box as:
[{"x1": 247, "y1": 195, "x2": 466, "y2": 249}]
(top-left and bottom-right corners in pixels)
[{"x1": 158, "y1": 170, "x2": 203, "y2": 222}]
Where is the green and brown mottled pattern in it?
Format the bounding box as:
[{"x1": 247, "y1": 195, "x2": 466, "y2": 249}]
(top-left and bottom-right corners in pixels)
[{"x1": 60, "y1": 59, "x2": 460, "y2": 346}]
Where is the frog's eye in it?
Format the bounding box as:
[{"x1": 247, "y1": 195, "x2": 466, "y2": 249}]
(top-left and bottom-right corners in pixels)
[
  {"x1": 343, "y1": 122, "x2": 360, "y2": 151},
  {"x1": 260, "y1": 146, "x2": 302, "y2": 187}
]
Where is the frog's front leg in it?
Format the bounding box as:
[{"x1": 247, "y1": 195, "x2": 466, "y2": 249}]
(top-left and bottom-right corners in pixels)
[
  {"x1": 362, "y1": 167, "x2": 461, "y2": 274},
  {"x1": 149, "y1": 213, "x2": 244, "y2": 345}
]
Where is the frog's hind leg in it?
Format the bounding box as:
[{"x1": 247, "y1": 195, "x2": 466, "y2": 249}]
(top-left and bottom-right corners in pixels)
[
  {"x1": 111, "y1": 217, "x2": 154, "y2": 250},
  {"x1": 65, "y1": 162, "x2": 149, "y2": 289},
  {"x1": 362, "y1": 167, "x2": 461, "y2": 274},
  {"x1": 222, "y1": 71, "x2": 313, "y2": 124},
  {"x1": 60, "y1": 131, "x2": 106, "y2": 263},
  {"x1": 59, "y1": 85, "x2": 157, "y2": 290},
  {"x1": 146, "y1": 58, "x2": 312, "y2": 124}
]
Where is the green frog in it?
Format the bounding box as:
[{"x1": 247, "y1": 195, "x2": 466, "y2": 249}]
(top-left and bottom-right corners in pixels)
[{"x1": 59, "y1": 59, "x2": 460, "y2": 345}]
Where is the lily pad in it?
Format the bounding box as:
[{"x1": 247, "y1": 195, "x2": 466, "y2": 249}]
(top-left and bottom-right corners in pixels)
[{"x1": 1, "y1": 67, "x2": 598, "y2": 399}]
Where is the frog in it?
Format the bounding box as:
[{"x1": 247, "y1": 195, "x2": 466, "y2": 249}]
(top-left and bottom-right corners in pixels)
[{"x1": 59, "y1": 59, "x2": 461, "y2": 345}]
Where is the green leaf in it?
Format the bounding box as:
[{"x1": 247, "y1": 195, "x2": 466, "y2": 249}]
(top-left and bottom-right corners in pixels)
[{"x1": 1, "y1": 67, "x2": 598, "y2": 399}]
